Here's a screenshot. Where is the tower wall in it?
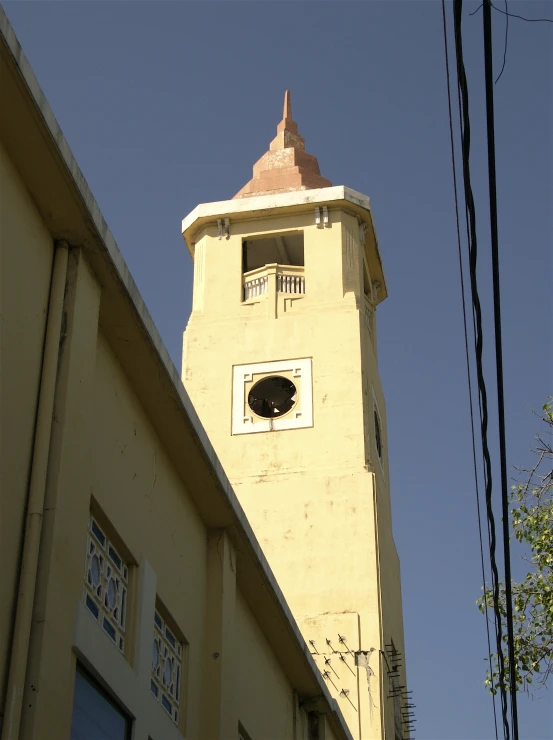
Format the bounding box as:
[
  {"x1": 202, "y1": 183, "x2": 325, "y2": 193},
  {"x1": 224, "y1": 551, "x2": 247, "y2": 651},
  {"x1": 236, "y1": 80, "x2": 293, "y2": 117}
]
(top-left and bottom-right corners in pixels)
[{"x1": 182, "y1": 198, "x2": 408, "y2": 740}]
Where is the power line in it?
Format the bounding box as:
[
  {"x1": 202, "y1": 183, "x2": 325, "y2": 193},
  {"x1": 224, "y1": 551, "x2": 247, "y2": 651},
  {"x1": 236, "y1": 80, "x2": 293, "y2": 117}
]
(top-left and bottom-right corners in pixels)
[
  {"x1": 495, "y1": 1, "x2": 509, "y2": 84},
  {"x1": 492, "y1": 2, "x2": 553, "y2": 23},
  {"x1": 471, "y1": 0, "x2": 553, "y2": 84},
  {"x1": 440, "y1": 1, "x2": 499, "y2": 736},
  {"x1": 452, "y1": 1, "x2": 511, "y2": 737},
  {"x1": 470, "y1": 2, "x2": 553, "y2": 23},
  {"x1": 481, "y1": 1, "x2": 519, "y2": 735}
]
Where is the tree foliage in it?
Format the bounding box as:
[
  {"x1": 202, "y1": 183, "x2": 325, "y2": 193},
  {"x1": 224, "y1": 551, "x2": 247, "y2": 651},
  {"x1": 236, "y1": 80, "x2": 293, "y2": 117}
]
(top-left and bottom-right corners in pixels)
[{"x1": 478, "y1": 400, "x2": 553, "y2": 694}]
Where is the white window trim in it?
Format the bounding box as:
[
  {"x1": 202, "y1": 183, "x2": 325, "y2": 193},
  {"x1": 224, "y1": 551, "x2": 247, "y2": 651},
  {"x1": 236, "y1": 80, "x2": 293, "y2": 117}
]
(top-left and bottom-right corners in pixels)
[
  {"x1": 73, "y1": 558, "x2": 184, "y2": 740},
  {"x1": 232, "y1": 358, "x2": 313, "y2": 435}
]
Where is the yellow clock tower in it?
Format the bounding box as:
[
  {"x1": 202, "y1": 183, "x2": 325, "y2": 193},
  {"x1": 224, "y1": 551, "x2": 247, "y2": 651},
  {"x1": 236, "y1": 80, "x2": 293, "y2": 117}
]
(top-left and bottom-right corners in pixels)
[{"x1": 181, "y1": 92, "x2": 410, "y2": 740}]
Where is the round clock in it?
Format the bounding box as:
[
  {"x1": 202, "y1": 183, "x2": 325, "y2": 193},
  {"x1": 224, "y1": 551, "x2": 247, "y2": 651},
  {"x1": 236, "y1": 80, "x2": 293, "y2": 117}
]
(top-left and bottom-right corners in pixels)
[{"x1": 248, "y1": 376, "x2": 297, "y2": 419}]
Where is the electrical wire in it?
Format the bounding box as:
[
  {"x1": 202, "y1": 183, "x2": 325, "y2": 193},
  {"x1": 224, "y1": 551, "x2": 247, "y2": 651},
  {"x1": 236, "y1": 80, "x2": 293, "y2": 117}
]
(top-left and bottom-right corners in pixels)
[
  {"x1": 470, "y1": 2, "x2": 553, "y2": 23},
  {"x1": 494, "y1": 0, "x2": 509, "y2": 84},
  {"x1": 440, "y1": 2, "x2": 499, "y2": 737},
  {"x1": 481, "y1": 1, "x2": 519, "y2": 735},
  {"x1": 452, "y1": 1, "x2": 511, "y2": 737}
]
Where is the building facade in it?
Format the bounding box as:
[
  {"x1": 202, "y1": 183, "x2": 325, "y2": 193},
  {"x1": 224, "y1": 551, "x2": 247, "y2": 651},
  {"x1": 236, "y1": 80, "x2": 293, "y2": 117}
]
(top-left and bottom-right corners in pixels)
[
  {"x1": 0, "y1": 10, "x2": 352, "y2": 740},
  {"x1": 182, "y1": 94, "x2": 410, "y2": 740}
]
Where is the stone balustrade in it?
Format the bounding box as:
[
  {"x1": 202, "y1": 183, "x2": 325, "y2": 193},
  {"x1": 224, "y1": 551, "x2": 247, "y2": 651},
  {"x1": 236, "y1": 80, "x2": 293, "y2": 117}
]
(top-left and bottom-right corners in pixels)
[{"x1": 243, "y1": 264, "x2": 305, "y2": 302}]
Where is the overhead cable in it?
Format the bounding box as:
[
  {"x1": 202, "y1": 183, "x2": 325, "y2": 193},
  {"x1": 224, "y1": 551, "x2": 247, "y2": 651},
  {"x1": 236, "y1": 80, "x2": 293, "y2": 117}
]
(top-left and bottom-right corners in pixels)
[
  {"x1": 452, "y1": 1, "x2": 511, "y2": 737},
  {"x1": 495, "y1": 1, "x2": 509, "y2": 84},
  {"x1": 481, "y1": 0, "x2": 519, "y2": 735},
  {"x1": 470, "y1": 2, "x2": 553, "y2": 23},
  {"x1": 440, "y1": 0, "x2": 498, "y2": 735}
]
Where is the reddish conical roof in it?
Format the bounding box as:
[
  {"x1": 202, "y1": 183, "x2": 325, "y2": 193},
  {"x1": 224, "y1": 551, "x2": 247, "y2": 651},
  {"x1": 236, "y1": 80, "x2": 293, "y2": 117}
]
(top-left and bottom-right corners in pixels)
[{"x1": 233, "y1": 90, "x2": 332, "y2": 199}]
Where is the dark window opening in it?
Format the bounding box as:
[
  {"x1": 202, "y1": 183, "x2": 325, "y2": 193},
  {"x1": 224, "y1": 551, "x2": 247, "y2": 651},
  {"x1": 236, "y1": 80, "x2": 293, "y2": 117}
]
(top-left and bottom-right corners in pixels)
[
  {"x1": 248, "y1": 376, "x2": 297, "y2": 419},
  {"x1": 374, "y1": 409, "x2": 383, "y2": 459},
  {"x1": 242, "y1": 233, "x2": 304, "y2": 274},
  {"x1": 70, "y1": 664, "x2": 131, "y2": 740},
  {"x1": 307, "y1": 711, "x2": 320, "y2": 740},
  {"x1": 363, "y1": 261, "x2": 371, "y2": 300}
]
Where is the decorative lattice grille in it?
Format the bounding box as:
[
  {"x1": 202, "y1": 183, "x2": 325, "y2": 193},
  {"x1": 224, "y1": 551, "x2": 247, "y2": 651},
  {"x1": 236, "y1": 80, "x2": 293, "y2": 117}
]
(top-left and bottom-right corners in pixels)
[
  {"x1": 82, "y1": 515, "x2": 128, "y2": 653},
  {"x1": 151, "y1": 608, "x2": 183, "y2": 725}
]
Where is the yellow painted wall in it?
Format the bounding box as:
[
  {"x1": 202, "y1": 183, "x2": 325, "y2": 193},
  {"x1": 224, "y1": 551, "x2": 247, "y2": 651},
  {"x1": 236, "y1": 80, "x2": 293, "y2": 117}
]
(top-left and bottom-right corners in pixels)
[
  {"x1": 0, "y1": 141, "x2": 54, "y2": 707},
  {"x1": 0, "y1": 148, "x2": 343, "y2": 738},
  {"x1": 21, "y1": 247, "x2": 102, "y2": 740},
  {"x1": 233, "y1": 588, "x2": 295, "y2": 739},
  {"x1": 1, "y1": 19, "x2": 357, "y2": 733},
  {"x1": 183, "y1": 202, "x2": 408, "y2": 739},
  {"x1": 90, "y1": 331, "x2": 209, "y2": 738}
]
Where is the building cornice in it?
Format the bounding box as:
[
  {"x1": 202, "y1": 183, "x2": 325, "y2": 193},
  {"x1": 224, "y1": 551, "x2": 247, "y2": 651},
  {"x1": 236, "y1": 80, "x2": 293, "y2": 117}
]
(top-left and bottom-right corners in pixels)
[{"x1": 182, "y1": 185, "x2": 372, "y2": 242}]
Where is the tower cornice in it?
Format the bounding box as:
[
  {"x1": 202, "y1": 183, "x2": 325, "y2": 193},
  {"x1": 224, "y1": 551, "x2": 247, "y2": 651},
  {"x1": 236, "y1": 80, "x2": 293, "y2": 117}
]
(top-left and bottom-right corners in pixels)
[{"x1": 181, "y1": 185, "x2": 388, "y2": 303}]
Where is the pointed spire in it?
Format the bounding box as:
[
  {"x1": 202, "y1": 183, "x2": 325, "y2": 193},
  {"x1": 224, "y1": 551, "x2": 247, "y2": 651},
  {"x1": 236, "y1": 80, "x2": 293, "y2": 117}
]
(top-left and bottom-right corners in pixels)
[
  {"x1": 233, "y1": 90, "x2": 331, "y2": 199},
  {"x1": 276, "y1": 89, "x2": 298, "y2": 137},
  {"x1": 283, "y1": 89, "x2": 292, "y2": 120}
]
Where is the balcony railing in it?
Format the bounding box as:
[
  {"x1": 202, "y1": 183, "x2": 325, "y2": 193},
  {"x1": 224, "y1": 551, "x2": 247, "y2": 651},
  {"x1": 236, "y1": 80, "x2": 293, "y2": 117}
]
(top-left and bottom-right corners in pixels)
[
  {"x1": 277, "y1": 272, "x2": 305, "y2": 295},
  {"x1": 244, "y1": 275, "x2": 268, "y2": 300},
  {"x1": 243, "y1": 264, "x2": 305, "y2": 302}
]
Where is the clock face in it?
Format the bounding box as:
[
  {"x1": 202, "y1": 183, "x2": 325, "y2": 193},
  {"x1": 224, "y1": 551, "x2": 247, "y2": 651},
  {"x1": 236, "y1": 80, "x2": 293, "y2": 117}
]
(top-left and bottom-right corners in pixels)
[
  {"x1": 248, "y1": 376, "x2": 297, "y2": 419},
  {"x1": 232, "y1": 358, "x2": 313, "y2": 435}
]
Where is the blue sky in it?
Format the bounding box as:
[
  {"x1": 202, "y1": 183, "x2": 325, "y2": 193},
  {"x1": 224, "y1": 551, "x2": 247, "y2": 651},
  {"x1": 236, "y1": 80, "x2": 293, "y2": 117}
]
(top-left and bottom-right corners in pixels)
[{"x1": 4, "y1": 1, "x2": 552, "y2": 737}]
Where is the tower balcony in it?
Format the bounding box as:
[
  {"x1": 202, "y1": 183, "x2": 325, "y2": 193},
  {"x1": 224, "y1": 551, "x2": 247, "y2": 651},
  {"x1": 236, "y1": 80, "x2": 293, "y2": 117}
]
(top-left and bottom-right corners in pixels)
[{"x1": 243, "y1": 263, "x2": 305, "y2": 303}]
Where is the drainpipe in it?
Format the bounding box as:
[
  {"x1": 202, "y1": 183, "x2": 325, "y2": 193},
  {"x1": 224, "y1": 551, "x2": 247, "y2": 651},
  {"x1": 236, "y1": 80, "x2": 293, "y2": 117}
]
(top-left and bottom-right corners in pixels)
[{"x1": 1, "y1": 240, "x2": 69, "y2": 740}]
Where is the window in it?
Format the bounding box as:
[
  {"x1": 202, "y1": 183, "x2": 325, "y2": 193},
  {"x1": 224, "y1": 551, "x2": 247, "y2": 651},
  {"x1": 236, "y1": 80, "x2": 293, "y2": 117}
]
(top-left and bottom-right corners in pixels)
[
  {"x1": 363, "y1": 261, "x2": 375, "y2": 337},
  {"x1": 307, "y1": 712, "x2": 320, "y2": 740},
  {"x1": 372, "y1": 393, "x2": 386, "y2": 476},
  {"x1": 70, "y1": 665, "x2": 131, "y2": 740},
  {"x1": 82, "y1": 515, "x2": 129, "y2": 653},
  {"x1": 242, "y1": 233, "x2": 304, "y2": 273},
  {"x1": 242, "y1": 233, "x2": 306, "y2": 302},
  {"x1": 363, "y1": 261, "x2": 372, "y2": 301},
  {"x1": 151, "y1": 604, "x2": 186, "y2": 726},
  {"x1": 374, "y1": 408, "x2": 383, "y2": 460},
  {"x1": 364, "y1": 305, "x2": 373, "y2": 334}
]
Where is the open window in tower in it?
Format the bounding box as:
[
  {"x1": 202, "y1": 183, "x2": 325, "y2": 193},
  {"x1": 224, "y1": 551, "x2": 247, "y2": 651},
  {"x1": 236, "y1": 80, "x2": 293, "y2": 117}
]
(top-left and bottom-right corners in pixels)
[
  {"x1": 363, "y1": 260, "x2": 372, "y2": 302},
  {"x1": 242, "y1": 233, "x2": 305, "y2": 302},
  {"x1": 363, "y1": 259, "x2": 375, "y2": 336}
]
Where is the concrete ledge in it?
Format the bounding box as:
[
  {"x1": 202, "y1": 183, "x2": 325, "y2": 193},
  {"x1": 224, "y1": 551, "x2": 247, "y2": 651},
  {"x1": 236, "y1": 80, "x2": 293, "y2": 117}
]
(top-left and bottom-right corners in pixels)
[{"x1": 181, "y1": 185, "x2": 373, "y2": 246}]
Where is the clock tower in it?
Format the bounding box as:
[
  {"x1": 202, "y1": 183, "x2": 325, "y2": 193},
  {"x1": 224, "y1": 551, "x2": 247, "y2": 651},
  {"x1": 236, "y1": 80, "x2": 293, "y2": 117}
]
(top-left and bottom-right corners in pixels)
[{"x1": 181, "y1": 92, "x2": 410, "y2": 740}]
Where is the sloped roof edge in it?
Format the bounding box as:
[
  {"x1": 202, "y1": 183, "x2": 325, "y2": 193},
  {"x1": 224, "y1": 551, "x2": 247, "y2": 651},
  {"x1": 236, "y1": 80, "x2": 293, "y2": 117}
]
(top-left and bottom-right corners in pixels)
[{"x1": 0, "y1": 8, "x2": 353, "y2": 738}]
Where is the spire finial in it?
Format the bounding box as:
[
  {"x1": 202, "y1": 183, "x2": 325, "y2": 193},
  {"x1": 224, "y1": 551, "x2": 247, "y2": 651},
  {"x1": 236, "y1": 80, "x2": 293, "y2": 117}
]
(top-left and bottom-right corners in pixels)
[
  {"x1": 276, "y1": 89, "x2": 298, "y2": 136},
  {"x1": 283, "y1": 90, "x2": 292, "y2": 121}
]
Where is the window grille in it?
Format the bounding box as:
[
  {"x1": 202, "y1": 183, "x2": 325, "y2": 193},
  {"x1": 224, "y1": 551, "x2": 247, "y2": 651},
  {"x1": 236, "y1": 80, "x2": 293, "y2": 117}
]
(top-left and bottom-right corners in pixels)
[
  {"x1": 83, "y1": 515, "x2": 128, "y2": 653},
  {"x1": 151, "y1": 607, "x2": 184, "y2": 725}
]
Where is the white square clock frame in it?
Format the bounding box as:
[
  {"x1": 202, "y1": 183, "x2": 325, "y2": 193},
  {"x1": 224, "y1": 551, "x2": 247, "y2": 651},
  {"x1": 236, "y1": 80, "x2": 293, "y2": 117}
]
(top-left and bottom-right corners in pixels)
[{"x1": 232, "y1": 358, "x2": 313, "y2": 435}]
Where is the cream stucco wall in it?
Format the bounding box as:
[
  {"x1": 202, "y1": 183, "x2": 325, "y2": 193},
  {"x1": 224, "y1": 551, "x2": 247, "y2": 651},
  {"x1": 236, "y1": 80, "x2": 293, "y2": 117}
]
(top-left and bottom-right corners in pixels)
[
  {"x1": 88, "y1": 331, "x2": 210, "y2": 738},
  {"x1": 0, "y1": 141, "x2": 54, "y2": 705},
  {"x1": 0, "y1": 228, "x2": 347, "y2": 738},
  {"x1": 182, "y1": 199, "x2": 408, "y2": 740},
  {"x1": 0, "y1": 187, "x2": 349, "y2": 740},
  {"x1": 234, "y1": 588, "x2": 296, "y2": 738},
  {"x1": 1, "y1": 11, "x2": 352, "y2": 737}
]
